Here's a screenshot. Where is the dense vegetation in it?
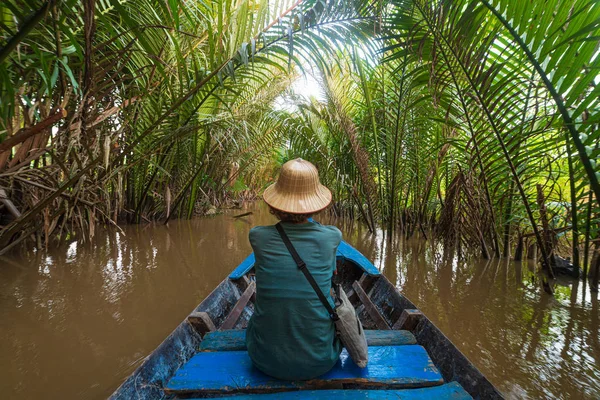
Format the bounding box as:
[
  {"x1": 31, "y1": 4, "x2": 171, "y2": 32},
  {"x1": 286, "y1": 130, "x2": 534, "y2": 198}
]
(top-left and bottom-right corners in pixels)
[{"x1": 1, "y1": 0, "x2": 599, "y2": 293}]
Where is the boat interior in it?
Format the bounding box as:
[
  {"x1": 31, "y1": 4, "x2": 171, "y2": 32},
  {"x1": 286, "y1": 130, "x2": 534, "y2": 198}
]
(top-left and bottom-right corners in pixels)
[{"x1": 110, "y1": 241, "x2": 502, "y2": 399}]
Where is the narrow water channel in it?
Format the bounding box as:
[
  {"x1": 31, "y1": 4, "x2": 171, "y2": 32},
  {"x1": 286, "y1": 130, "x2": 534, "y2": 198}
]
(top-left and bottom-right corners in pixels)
[{"x1": 1, "y1": 203, "x2": 598, "y2": 399}]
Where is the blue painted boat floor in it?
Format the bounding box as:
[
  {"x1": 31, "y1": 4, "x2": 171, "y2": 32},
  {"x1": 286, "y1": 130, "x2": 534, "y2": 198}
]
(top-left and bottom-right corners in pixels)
[
  {"x1": 186, "y1": 382, "x2": 472, "y2": 399},
  {"x1": 200, "y1": 329, "x2": 417, "y2": 352},
  {"x1": 165, "y1": 345, "x2": 444, "y2": 396}
]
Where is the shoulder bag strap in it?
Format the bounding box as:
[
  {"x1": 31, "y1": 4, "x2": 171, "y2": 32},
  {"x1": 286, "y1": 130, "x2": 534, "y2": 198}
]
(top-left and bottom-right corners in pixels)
[{"x1": 275, "y1": 223, "x2": 339, "y2": 321}]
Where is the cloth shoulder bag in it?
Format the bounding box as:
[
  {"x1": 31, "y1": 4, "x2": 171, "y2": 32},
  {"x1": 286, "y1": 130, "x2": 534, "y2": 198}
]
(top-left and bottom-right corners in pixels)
[{"x1": 275, "y1": 223, "x2": 368, "y2": 368}]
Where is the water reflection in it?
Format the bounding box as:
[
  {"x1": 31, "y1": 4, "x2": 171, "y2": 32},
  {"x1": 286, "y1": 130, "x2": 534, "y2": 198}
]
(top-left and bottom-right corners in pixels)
[
  {"x1": 0, "y1": 203, "x2": 599, "y2": 399},
  {"x1": 337, "y1": 230, "x2": 599, "y2": 400},
  {"x1": 0, "y1": 209, "x2": 258, "y2": 399}
]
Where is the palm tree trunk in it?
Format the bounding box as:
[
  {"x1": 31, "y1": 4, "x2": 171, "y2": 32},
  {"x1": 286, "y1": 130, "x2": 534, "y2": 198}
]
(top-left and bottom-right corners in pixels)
[{"x1": 565, "y1": 130, "x2": 580, "y2": 269}]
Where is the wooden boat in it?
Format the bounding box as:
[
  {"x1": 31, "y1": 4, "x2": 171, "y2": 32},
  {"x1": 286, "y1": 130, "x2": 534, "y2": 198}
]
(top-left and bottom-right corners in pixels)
[{"x1": 110, "y1": 238, "x2": 503, "y2": 399}]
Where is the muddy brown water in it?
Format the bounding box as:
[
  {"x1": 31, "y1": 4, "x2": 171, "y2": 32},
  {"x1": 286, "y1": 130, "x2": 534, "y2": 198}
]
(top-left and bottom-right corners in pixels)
[{"x1": 1, "y1": 203, "x2": 598, "y2": 399}]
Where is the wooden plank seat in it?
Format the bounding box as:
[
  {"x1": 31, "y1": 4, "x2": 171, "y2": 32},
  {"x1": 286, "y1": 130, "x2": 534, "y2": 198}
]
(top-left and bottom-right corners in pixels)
[
  {"x1": 164, "y1": 345, "x2": 444, "y2": 396},
  {"x1": 199, "y1": 329, "x2": 417, "y2": 352},
  {"x1": 188, "y1": 382, "x2": 473, "y2": 399}
]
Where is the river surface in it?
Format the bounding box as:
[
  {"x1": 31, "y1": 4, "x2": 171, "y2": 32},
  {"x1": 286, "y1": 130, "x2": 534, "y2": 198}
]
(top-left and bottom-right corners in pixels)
[{"x1": 1, "y1": 203, "x2": 599, "y2": 399}]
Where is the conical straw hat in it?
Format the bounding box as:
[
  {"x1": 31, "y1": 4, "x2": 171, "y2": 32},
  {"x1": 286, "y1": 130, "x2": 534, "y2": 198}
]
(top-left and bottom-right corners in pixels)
[{"x1": 263, "y1": 158, "x2": 332, "y2": 214}]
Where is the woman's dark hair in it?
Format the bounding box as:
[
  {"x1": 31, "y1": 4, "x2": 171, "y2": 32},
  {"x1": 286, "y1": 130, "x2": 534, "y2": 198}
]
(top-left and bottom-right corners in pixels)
[{"x1": 269, "y1": 207, "x2": 314, "y2": 223}]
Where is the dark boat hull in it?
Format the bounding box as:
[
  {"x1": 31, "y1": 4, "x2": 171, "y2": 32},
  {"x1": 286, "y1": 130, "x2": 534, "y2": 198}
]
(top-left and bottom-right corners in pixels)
[{"x1": 110, "y1": 245, "x2": 503, "y2": 399}]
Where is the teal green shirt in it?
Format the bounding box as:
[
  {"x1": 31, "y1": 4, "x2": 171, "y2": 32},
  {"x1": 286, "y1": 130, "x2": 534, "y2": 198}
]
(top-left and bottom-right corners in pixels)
[{"x1": 246, "y1": 221, "x2": 343, "y2": 380}]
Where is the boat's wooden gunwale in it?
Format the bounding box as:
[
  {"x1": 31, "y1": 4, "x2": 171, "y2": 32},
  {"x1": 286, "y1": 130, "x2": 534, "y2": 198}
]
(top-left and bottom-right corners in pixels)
[
  {"x1": 368, "y1": 274, "x2": 504, "y2": 399},
  {"x1": 109, "y1": 279, "x2": 240, "y2": 400}
]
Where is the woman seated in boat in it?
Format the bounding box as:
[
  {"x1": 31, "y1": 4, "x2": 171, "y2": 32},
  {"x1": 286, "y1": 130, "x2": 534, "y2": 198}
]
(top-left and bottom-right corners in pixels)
[{"x1": 246, "y1": 158, "x2": 343, "y2": 380}]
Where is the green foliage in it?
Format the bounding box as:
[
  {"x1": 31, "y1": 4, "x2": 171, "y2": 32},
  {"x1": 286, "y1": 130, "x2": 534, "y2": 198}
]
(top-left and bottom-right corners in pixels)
[{"x1": 0, "y1": 0, "x2": 599, "y2": 282}]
